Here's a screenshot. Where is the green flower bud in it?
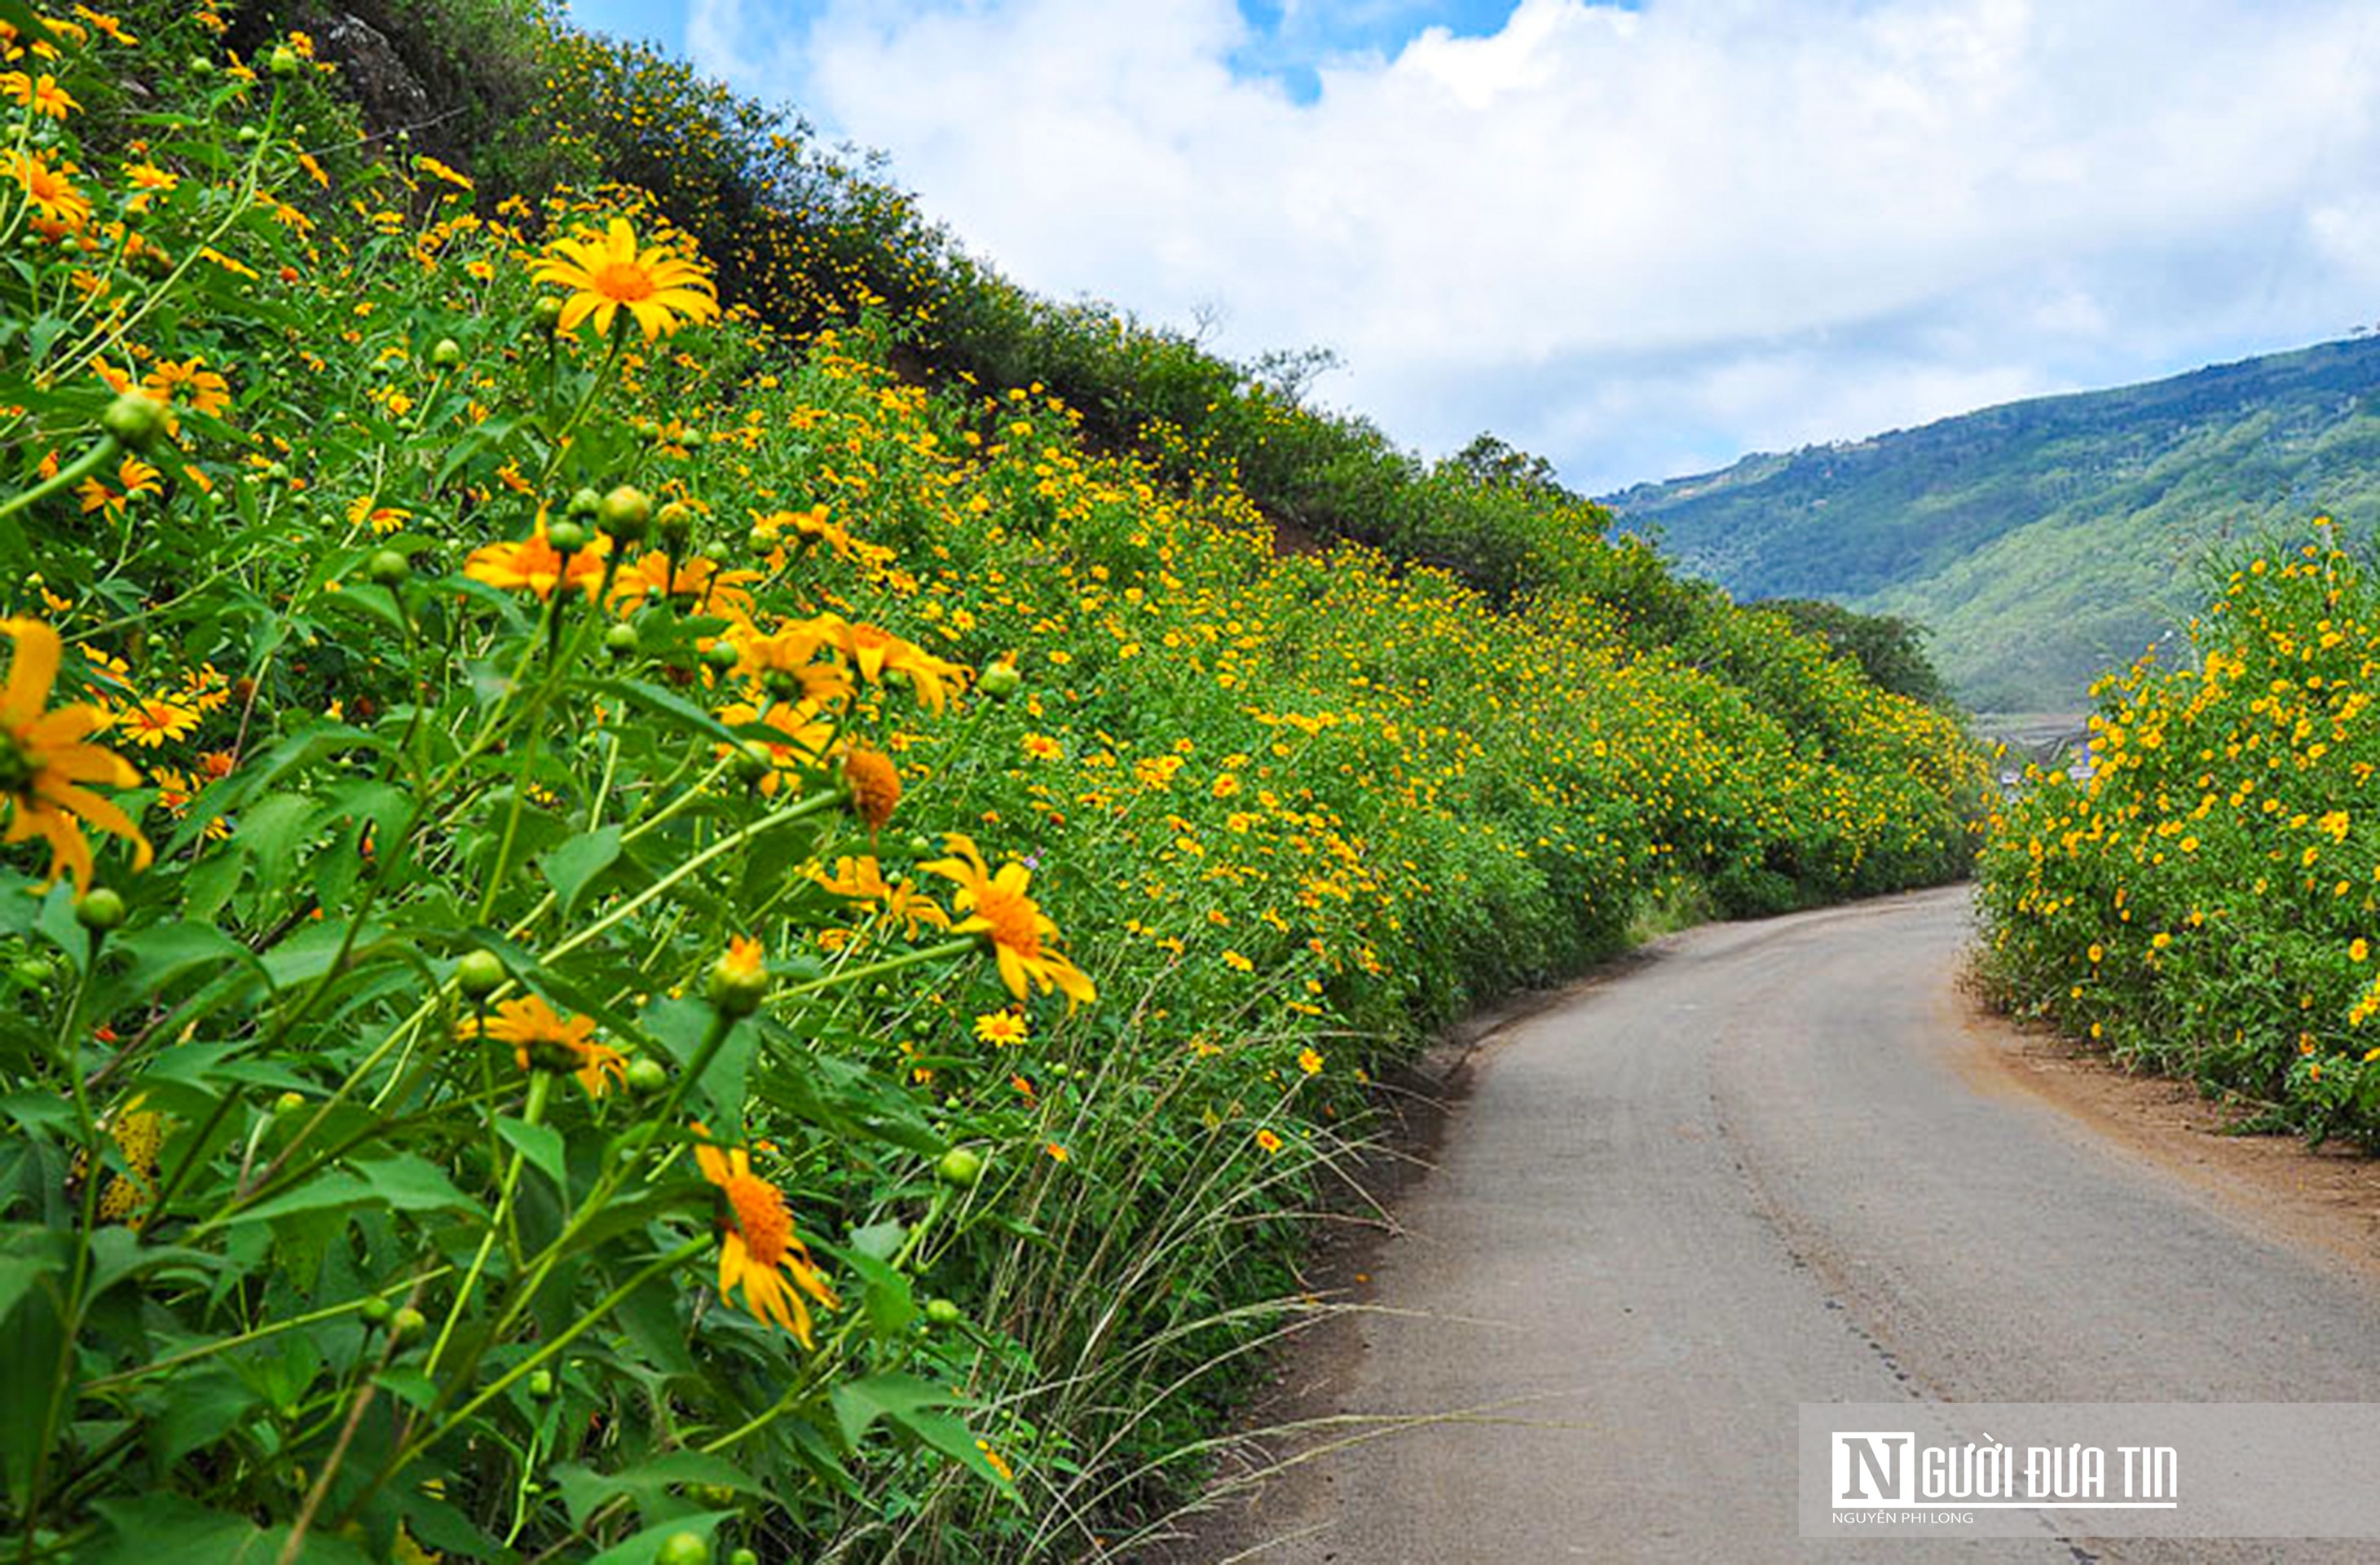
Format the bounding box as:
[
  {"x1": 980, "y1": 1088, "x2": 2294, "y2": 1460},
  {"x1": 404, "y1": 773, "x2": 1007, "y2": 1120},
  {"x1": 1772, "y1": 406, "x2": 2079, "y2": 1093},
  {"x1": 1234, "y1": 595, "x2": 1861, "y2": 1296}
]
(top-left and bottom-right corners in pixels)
[
  {"x1": 599, "y1": 485, "x2": 652, "y2": 541},
  {"x1": 936, "y1": 1147, "x2": 984, "y2": 1188},
  {"x1": 654, "y1": 1532, "x2": 711, "y2": 1565},
  {"x1": 75, "y1": 887, "x2": 126, "y2": 931},
  {"x1": 100, "y1": 392, "x2": 170, "y2": 453},
  {"x1": 358, "y1": 1295, "x2": 393, "y2": 1325},
  {"x1": 269, "y1": 45, "x2": 300, "y2": 77},
  {"x1": 456, "y1": 949, "x2": 505, "y2": 999},
  {"x1": 431, "y1": 337, "x2": 464, "y2": 369},
  {"x1": 977, "y1": 661, "x2": 1020, "y2": 700},
  {"x1": 533, "y1": 297, "x2": 563, "y2": 333},
  {"x1": 527, "y1": 1368, "x2": 556, "y2": 1400},
  {"x1": 703, "y1": 641, "x2": 743, "y2": 672},
  {"x1": 625, "y1": 1056, "x2": 668, "y2": 1096},
  {"x1": 923, "y1": 1298, "x2": 963, "y2": 1326},
  {"x1": 605, "y1": 622, "x2": 641, "y2": 659},
  {"x1": 389, "y1": 1306, "x2": 428, "y2": 1345},
  {"x1": 545, "y1": 519, "x2": 588, "y2": 555},
  {"x1": 707, "y1": 943, "x2": 769, "y2": 1017},
  {"x1": 366, "y1": 549, "x2": 410, "y2": 587}
]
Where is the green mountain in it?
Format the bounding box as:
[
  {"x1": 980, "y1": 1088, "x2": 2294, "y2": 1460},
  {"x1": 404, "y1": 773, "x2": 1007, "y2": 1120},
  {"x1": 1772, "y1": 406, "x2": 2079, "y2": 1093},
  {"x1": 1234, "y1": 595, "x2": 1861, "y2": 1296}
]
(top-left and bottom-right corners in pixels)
[{"x1": 1605, "y1": 336, "x2": 2380, "y2": 711}]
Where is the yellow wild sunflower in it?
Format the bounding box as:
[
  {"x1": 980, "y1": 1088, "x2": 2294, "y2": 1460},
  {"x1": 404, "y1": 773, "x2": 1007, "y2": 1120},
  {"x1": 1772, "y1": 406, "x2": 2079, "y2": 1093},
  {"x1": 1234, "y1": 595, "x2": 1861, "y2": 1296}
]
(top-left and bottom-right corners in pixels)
[
  {"x1": 692, "y1": 1128, "x2": 837, "y2": 1345},
  {"x1": 531, "y1": 217, "x2": 720, "y2": 342},
  {"x1": 461, "y1": 994, "x2": 625, "y2": 1097},
  {"x1": 920, "y1": 833, "x2": 1096, "y2": 1006},
  {"x1": 0, "y1": 619, "x2": 150, "y2": 893}
]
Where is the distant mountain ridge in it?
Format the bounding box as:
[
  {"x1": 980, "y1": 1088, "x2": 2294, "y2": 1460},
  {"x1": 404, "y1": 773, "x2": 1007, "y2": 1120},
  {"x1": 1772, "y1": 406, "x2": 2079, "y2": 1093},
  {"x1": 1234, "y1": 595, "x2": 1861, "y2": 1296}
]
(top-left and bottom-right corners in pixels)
[{"x1": 1605, "y1": 335, "x2": 2380, "y2": 711}]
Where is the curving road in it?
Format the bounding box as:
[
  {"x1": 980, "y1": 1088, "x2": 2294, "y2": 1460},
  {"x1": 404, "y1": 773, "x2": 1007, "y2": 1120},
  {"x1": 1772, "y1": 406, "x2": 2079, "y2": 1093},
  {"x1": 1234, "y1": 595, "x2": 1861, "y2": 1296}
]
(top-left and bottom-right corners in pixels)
[{"x1": 1183, "y1": 887, "x2": 2380, "y2": 1563}]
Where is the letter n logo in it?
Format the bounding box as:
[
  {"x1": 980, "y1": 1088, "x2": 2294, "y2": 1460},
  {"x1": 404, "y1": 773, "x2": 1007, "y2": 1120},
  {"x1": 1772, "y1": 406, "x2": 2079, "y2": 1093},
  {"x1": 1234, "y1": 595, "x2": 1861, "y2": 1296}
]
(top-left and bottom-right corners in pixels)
[{"x1": 1831, "y1": 1431, "x2": 1914, "y2": 1505}]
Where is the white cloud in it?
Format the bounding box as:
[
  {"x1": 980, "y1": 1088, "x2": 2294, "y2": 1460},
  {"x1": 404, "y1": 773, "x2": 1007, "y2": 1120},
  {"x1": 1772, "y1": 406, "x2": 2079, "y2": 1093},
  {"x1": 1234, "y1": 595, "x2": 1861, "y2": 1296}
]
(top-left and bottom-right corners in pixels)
[{"x1": 677, "y1": 0, "x2": 2380, "y2": 492}]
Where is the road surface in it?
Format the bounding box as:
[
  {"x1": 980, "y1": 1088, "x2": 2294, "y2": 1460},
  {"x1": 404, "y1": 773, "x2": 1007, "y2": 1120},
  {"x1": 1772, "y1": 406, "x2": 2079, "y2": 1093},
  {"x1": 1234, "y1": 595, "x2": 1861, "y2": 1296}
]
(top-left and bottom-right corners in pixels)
[{"x1": 1180, "y1": 886, "x2": 2380, "y2": 1563}]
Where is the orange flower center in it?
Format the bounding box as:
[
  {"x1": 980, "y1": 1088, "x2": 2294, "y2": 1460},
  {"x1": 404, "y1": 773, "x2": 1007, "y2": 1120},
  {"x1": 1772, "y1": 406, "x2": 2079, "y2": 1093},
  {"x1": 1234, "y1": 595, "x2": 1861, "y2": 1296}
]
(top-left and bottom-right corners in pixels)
[
  {"x1": 725, "y1": 1171, "x2": 791, "y2": 1267},
  {"x1": 588, "y1": 261, "x2": 656, "y2": 303},
  {"x1": 974, "y1": 884, "x2": 1043, "y2": 961}
]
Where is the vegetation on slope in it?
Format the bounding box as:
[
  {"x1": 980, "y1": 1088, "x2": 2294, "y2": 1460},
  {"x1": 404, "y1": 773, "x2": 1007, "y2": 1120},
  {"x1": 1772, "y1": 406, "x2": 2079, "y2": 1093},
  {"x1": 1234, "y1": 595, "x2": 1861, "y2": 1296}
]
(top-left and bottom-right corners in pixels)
[
  {"x1": 1978, "y1": 539, "x2": 2380, "y2": 1146},
  {"x1": 1609, "y1": 337, "x2": 2380, "y2": 711},
  {"x1": 0, "y1": 3, "x2": 1981, "y2": 1560}
]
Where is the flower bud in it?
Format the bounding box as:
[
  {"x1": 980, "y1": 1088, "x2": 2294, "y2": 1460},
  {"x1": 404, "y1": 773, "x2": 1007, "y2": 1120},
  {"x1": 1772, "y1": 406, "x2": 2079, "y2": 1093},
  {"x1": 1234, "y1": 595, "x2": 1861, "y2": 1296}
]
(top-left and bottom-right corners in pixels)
[
  {"x1": 707, "y1": 937, "x2": 769, "y2": 1016},
  {"x1": 546, "y1": 519, "x2": 588, "y2": 555},
  {"x1": 654, "y1": 1535, "x2": 710, "y2": 1565},
  {"x1": 431, "y1": 337, "x2": 464, "y2": 369},
  {"x1": 269, "y1": 45, "x2": 300, "y2": 77},
  {"x1": 456, "y1": 949, "x2": 505, "y2": 999},
  {"x1": 599, "y1": 485, "x2": 651, "y2": 541},
  {"x1": 367, "y1": 549, "x2": 410, "y2": 586},
  {"x1": 605, "y1": 622, "x2": 640, "y2": 659},
  {"x1": 75, "y1": 887, "x2": 126, "y2": 931},
  {"x1": 977, "y1": 660, "x2": 1020, "y2": 700},
  {"x1": 936, "y1": 1147, "x2": 984, "y2": 1188},
  {"x1": 101, "y1": 392, "x2": 169, "y2": 453}
]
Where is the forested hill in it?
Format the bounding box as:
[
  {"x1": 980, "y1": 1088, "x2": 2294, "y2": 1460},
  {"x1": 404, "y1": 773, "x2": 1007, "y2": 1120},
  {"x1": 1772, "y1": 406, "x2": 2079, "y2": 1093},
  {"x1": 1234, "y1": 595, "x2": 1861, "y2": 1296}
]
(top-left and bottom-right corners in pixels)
[{"x1": 1606, "y1": 334, "x2": 2380, "y2": 711}]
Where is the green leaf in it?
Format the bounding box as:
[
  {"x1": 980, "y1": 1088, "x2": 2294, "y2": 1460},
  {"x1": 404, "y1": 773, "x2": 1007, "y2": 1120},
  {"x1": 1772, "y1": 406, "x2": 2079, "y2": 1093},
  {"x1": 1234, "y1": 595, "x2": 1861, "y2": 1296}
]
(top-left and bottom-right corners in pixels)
[
  {"x1": 355, "y1": 1153, "x2": 476, "y2": 1214},
  {"x1": 825, "y1": 1242, "x2": 915, "y2": 1339},
  {"x1": 831, "y1": 1370, "x2": 963, "y2": 1449},
  {"x1": 497, "y1": 1116, "x2": 567, "y2": 1201},
  {"x1": 553, "y1": 1454, "x2": 756, "y2": 1531},
  {"x1": 32, "y1": 883, "x2": 86, "y2": 973},
  {"x1": 587, "y1": 677, "x2": 744, "y2": 747},
  {"x1": 540, "y1": 825, "x2": 622, "y2": 918},
  {"x1": 116, "y1": 921, "x2": 260, "y2": 1001}
]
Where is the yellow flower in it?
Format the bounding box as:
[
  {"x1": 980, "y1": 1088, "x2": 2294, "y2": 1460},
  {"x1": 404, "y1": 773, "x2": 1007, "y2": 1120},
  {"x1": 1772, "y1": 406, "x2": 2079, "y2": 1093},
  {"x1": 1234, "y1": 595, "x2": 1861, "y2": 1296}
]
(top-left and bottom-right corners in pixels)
[
  {"x1": 717, "y1": 699, "x2": 835, "y2": 795},
  {"x1": 1297, "y1": 1047, "x2": 1323, "y2": 1076},
  {"x1": 464, "y1": 519, "x2": 609, "y2": 601},
  {"x1": 113, "y1": 695, "x2": 199, "y2": 748},
  {"x1": 810, "y1": 614, "x2": 967, "y2": 713},
  {"x1": 531, "y1": 217, "x2": 719, "y2": 342},
  {"x1": 609, "y1": 552, "x2": 758, "y2": 619},
  {"x1": 6, "y1": 150, "x2": 89, "y2": 228},
  {"x1": 143, "y1": 356, "x2": 230, "y2": 420},
  {"x1": 461, "y1": 994, "x2": 624, "y2": 1096},
  {"x1": 0, "y1": 619, "x2": 149, "y2": 892},
  {"x1": 1255, "y1": 1128, "x2": 1284, "y2": 1154},
  {"x1": 2, "y1": 72, "x2": 77, "y2": 118},
  {"x1": 812, "y1": 853, "x2": 948, "y2": 937},
  {"x1": 77, "y1": 454, "x2": 161, "y2": 518},
  {"x1": 347, "y1": 495, "x2": 411, "y2": 535},
  {"x1": 694, "y1": 1129, "x2": 836, "y2": 1344},
  {"x1": 973, "y1": 1009, "x2": 1028, "y2": 1047},
  {"x1": 921, "y1": 832, "x2": 1096, "y2": 1005},
  {"x1": 734, "y1": 622, "x2": 852, "y2": 705}
]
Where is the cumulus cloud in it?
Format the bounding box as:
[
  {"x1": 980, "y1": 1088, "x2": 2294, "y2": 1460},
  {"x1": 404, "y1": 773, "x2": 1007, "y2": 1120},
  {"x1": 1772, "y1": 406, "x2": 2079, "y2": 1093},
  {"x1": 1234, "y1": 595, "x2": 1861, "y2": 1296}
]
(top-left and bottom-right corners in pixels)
[{"x1": 667, "y1": 0, "x2": 2380, "y2": 491}]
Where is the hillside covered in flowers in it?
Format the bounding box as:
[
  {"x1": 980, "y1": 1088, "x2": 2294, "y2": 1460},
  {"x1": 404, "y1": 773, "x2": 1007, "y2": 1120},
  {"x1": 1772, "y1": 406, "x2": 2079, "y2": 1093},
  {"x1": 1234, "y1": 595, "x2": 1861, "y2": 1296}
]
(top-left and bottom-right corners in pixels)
[{"x1": 0, "y1": 2, "x2": 1984, "y2": 1560}]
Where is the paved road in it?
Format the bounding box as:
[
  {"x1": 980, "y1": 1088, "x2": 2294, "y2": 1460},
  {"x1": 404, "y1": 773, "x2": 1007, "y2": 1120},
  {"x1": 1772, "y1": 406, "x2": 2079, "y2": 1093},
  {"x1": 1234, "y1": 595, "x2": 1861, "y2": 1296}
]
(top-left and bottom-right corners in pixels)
[{"x1": 1189, "y1": 887, "x2": 2380, "y2": 1563}]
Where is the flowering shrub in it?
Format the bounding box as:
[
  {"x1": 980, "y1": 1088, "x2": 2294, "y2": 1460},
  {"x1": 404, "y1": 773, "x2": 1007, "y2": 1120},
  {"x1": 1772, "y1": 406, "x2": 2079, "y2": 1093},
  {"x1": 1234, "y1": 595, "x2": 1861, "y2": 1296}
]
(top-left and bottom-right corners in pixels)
[
  {"x1": 0, "y1": 5, "x2": 1982, "y2": 1560},
  {"x1": 1979, "y1": 538, "x2": 2380, "y2": 1146}
]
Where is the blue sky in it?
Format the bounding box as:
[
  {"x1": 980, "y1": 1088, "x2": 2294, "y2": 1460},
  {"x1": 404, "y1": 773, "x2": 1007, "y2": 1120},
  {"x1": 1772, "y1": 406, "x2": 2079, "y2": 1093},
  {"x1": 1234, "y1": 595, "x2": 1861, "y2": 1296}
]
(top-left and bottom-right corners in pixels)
[{"x1": 556, "y1": 1, "x2": 2380, "y2": 494}]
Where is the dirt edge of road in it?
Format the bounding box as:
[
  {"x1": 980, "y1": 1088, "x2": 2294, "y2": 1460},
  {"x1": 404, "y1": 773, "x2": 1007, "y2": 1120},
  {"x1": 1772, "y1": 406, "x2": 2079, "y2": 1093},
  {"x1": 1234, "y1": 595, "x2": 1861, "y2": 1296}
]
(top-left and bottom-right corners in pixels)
[
  {"x1": 1126, "y1": 949, "x2": 1665, "y2": 1563},
  {"x1": 1941, "y1": 965, "x2": 2380, "y2": 1284}
]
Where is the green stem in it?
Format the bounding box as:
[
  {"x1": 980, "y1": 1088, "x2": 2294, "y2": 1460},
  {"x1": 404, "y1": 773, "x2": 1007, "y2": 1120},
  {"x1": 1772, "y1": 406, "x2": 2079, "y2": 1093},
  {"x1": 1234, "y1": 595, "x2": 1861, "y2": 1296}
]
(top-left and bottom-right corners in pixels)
[
  {"x1": 427, "y1": 1072, "x2": 552, "y2": 1376},
  {"x1": 0, "y1": 434, "x2": 120, "y2": 524}
]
